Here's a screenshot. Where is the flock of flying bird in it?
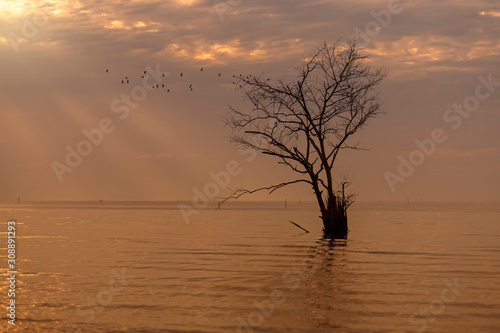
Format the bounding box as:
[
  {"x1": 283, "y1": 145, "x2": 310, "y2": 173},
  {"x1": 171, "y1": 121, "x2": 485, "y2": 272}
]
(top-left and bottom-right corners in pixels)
[
  {"x1": 104, "y1": 67, "x2": 254, "y2": 92},
  {"x1": 105, "y1": 67, "x2": 269, "y2": 92}
]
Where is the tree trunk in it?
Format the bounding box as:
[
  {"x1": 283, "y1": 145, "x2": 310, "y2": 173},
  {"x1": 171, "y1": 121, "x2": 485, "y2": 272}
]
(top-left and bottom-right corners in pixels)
[{"x1": 321, "y1": 194, "x2": 348, "y2": 239}]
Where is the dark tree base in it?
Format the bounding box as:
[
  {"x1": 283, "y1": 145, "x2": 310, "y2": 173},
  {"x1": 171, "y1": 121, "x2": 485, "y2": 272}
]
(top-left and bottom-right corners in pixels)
[{"x1": 322, "y1": 196, "x2": 348, "y2": 239}]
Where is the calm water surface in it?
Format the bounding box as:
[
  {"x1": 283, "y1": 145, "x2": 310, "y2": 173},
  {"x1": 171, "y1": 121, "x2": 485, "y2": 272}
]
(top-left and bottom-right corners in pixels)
[{"x1": 0, "y1": 201, "x2": 499, "y2": 332}]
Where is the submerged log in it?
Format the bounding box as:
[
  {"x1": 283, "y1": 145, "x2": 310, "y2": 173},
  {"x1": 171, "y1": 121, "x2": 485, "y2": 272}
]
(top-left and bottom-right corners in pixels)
[{"x1": 289, "y1": 221, "x2": 309, "y2": 233}]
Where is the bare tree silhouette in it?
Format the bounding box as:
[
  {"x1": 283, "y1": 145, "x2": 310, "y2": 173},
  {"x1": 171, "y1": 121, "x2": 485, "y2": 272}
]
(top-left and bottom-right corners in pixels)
[{"x1": 221, "y1": 38, "x2": 386, "y2": 238}]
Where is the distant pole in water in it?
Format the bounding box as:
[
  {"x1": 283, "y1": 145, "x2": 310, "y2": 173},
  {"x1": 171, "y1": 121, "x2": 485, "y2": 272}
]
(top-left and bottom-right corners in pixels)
[
  {"x1": 407, "y1": 197, "x2": 410, "y2": 204},
  {"x1": 18, "y1": 197, "x2": 20, "y2": 204},
  {"x1": 285, "y1": 198, "x2": 287, "y2": 209}
]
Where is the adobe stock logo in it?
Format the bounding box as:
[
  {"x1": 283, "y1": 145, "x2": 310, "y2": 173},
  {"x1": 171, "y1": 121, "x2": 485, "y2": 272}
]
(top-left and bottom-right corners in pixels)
[
  {"x1": 351, "y1": 0, "x2": 413, "y2": 48},
  {"x1": 52, "y1": 64, "x2": 168, "y2": 183},
  {"x1": 213, "y1": 0, "x2": 244, "y2": 21},
  {"x1": 8, "y1": 8, "x2": 50, "y2": 53},
  {"x1": 178, "y1": 146, "x2": 256, "y2": 223},
  {"x1": 385, "y1": 74, "x2": 500, "y2": 192}
]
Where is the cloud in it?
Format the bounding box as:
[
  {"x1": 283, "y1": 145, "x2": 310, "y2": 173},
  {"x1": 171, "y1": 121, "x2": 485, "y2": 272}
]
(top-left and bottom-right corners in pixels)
[
  {"x1": 105, "y1": 20, "x2": 130, "y2": 30},
  {"x1": 479, "y1": 10, "x2": 500, "y2": 17},
  {"x1": 3, "y1": 0, "x2": 499, "y2": 72}
]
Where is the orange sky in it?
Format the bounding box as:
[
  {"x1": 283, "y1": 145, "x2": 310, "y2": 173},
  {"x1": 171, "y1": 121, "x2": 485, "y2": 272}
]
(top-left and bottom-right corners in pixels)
[{"x1": 0, "y1": 0, "x2": 499, "y2": 201}]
